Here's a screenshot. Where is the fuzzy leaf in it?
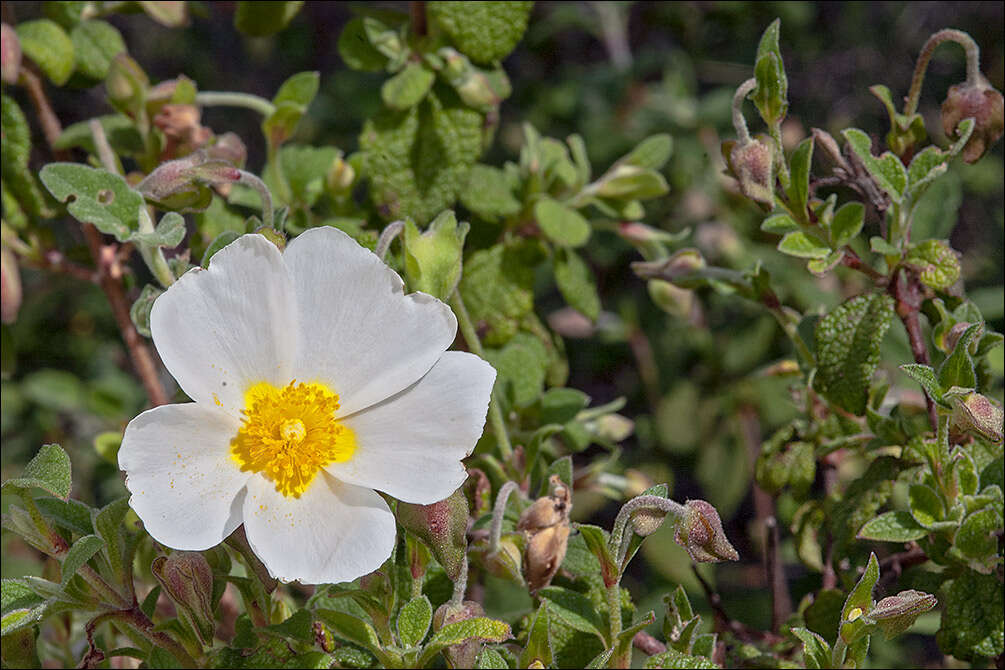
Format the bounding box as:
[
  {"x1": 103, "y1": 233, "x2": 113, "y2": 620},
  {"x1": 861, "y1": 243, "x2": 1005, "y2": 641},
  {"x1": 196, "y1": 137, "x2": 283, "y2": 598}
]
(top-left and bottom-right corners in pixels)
[
  {"x1": 382, "y1": 63, "x2": 435, "y2": 110},
  {"x1": 905, "y1": 239, "x2": 960, "y2": 290},
  {"x1": 60, "y1": 535, "x2": 105, "y2": 586},
  {"x1": 427, "y1": 1, "x2": 533, "y2": 64},
  {"x1": 70, "y1": 20, "x2": 125, "y2": 80},
  {"x1": 519, "y1": 602, "x2": 553, "y2": 668},
  {"x1": 620, "y1": 134, "x2": 673, "y2": 170},
  {"x1": 938, "y1": 323, "x2": 981, "y2": 390},
  {"x1": 484, "y1": 332, "x2": 548, "y2": 407},
  {"x1": 750, "y1": 19, "x2": 787, "y2": 125},
  {"x1": 787, "y1": 136, "x2": 813, "y2": 218},
  {"x1": 857, "y1": 511, "x2": 928, "y2": 542},
  {"x1": 842, "y1": 128, "x2": 907, "y2": 202},
  {"x1": 537, "y1": 587, "x2": 605, "y2": 641},
  {"x1": 535, "y1": 198, "x2": 591, "y2": 247},
  {"x1": 830, "y1": 202, "x2": 865, "y2": 248},
  {"x1": 460, "y1": 240, "x2": 542, "y2": 346},
  {"x1": 899, "y1": 363, "x2": 945, "y2": 405},
  {"x1": 643, "y1": 647, "x2": 720, "y2": 669},
  {"x1": 936, "y1": 570, "x2": 1004, "y2": 661},
  {"x1": 460, "y1": 164, "x2": 521, "y2": 222},
  {"x1": 761, "y1": 213, "x2": 799, "y2": 234},
  {"x1": 40, "y1": 163, "x2": 144, "y2": 241},
  {"x1": 839, "y1": 552, "x2": 880, "y2": 645},
  {"x1": 778, "y1": 231, "x2": 830, "y2": 259},
  {"x1": 420, "y1": 618, "x2": 512, "y2": 668},
  {"x1": 337, "y1": 17, "x2": 389, "y2": 72},
  {"x1": 791, "y1": 627, "x2": 831, "y2": 669},
  {"x1": 396, "y1": 595, "x2": 432, "y2": 648},
  {"x1": 2, "y1": 444, "x2": 72, "y2": 499},
  {"x1": 15, "y1": 20, "x2": 75, "y2": 85},
  {"x1": 554, "y1": 248, "x2": 600, "y2": 321},
  {"x1": 813, "y1": 293, "x2": 895, "y2": 415},
  {"x1": 907, "y1": 484, "x2": 944, "y2": 528}
]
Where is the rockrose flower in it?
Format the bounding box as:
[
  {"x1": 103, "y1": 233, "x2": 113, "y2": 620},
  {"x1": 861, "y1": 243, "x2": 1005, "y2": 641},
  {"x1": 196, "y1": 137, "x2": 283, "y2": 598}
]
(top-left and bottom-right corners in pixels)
[{"x1": 118, "y1": 227, "x2": 495, "y2": 584}]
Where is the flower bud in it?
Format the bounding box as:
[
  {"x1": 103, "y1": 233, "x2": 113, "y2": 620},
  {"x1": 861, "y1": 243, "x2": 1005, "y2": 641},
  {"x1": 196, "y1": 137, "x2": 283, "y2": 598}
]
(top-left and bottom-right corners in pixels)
[
  {"x1": 138, "y1": 151, "x2": 241, "y2": 210},
  {"x1": 948, "y1": 391, "x2": 1004, "y2": 443},
  {"x1": 1, "y1": 23, "x2": 22, "y2": 85},
  {"x1": 438, "y1": 47, "x2": 508, "y2": 110},
  {"x1": 729, "y1": 138, "x2": 775, "y2": 206},
  {"x1": 326, "y1": 153, "x2": 355, "y2": 196},
  {"x1": 433, "y1": 600, "x2": 486, "y2": 668},
  {"x1": 150, "y1": 552, "x2": 215, "y2": 644},
  {"x1": 588, "y1": 413, "x2": 635, "y2": 444},
  {"x1": 647, "y1": 279, "x2": 694, "y2": 319},
  {"x1": 396, "y1": 488, "x2": 469, "y2": 581},
  {"x1": 942, "y1": 321, "x2": 981, "y2": 355},
  {"x1": 674, "y1": 499, "x2": 739, "y2": 563},
  {"x1": 207, "y1": 132, "x2": 247, "y2": 169},
  {"x1": 942, "y1": 75, "x2": 1005, "y2": 163},
  {"x1": 630, "y1": 506, "x2": 666, "y2": 538},
  {"x1": 1, "y1": 246, "x2": 22, "y2": 324},
  {"x1": 154, "y1": 104, "x2": 213, "y2": 159},
  {"x1": 402, "y1": 211, "x2": 469, "y2": 300},
  {"x1": 867, "y1": 589, "x2": 937, "y2": 638},
  {"x1": 106, "y1": 54, "x2": 149, "y2": 115}
]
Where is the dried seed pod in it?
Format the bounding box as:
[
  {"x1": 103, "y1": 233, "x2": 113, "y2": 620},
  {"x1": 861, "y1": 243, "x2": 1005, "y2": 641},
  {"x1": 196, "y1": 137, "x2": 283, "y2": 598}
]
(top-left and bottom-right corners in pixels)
[{"x1": 518, "y1": 475, "x2": 572, "y2": 593}]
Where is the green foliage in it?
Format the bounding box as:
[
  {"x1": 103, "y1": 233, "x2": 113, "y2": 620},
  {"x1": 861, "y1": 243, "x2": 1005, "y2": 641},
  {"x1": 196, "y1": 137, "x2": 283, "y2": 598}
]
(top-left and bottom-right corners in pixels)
[
  {"x1": 15, "y1": 19, "x2": 75, "y2": 85},
  {"x1": 234, "y1": 1, "x2": 305, "y2": 37},
  {"x1": 427, "y1": 2, "x2": 534, "y2": 64}
]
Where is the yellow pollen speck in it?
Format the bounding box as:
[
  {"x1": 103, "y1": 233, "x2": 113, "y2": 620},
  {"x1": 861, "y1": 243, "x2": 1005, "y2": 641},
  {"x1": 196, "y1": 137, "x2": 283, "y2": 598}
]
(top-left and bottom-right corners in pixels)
[
  {"x1": 213, "y1": 393, "x2": 223, "y2": 407},
  {"x1": 230, "y1": 380, "x2": 355, "y2": 498},
  {"x1": 847, "y1": 607, "x2": 863, "y2": 621}
]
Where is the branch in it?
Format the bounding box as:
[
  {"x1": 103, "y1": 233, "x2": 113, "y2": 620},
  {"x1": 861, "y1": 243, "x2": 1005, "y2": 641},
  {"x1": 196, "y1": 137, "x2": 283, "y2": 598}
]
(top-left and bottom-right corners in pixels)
[
  {"x1": 633, "y1": 631, "x2": 666, "y2": 656},
  {"x1": 890, "y1": 269, "x2": 938, "y2": 430}
]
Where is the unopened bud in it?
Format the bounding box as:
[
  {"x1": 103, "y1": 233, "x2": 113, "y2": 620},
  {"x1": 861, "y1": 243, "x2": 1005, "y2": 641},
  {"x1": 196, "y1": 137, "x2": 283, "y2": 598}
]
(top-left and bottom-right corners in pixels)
[
  {"x1": 648, "y1": 279, "x2": 694, "y2": 318},
  {"x1": 106, "y1": 54, "x2": 149, "y2": 114},
  {"x1": 729, "y1": 139, "x2": 775, "y2": 205},
  {"x1": 674, "y1": 499, "x2": 739, "y2": 563},
  {"x1": 943, "y1": 321, "x2": 981, "y2": 354},
  {"x1": 396, "y1": 488, "x2": 469, "y2": 581},
  {"x1": 867, "y1": 590, "x2": 937, "y2": 638},
  {"x1": 942, "y1": 75, "x2": 1005, "y2": 163},
  {"x1": 1, "y1": 246, "x2": 22, "y2": 324},
  {"x1": 402, "y1": 211, "x2": 469, "y2": 300},
  {"x1": 326, "y1": 154, "x2": 355, "y2": 195},
  {"x1": 438, "y1": 47, "x2": 508, "y2": 110},
  {"x1": 1, "y1": 23, "x2": 22, "y2": 85},
  {"x1": 150, "y1": 552, "x2": 215, "y2": 644},
  {"x1": 138, "y1": 151, "x2": 241, "y2": 209},
  {"x1": 588, "y1": 413, "x2": 635, "y2": 443},
  {"x1": 433, "y1": 600, "x2": 486, "y2": 668},
  {"x1": 630, "y1": 506, "x2": 666, "y2": 538},
  {"x1": 632, "y1": 248, "x2": 706, "y2": 286},
  {"x1": 949, "y1": 391, "x2": 1004, "y2": 443},
  {"x1": 207, "y1": 132, "x2": 247, "y2": 169}
]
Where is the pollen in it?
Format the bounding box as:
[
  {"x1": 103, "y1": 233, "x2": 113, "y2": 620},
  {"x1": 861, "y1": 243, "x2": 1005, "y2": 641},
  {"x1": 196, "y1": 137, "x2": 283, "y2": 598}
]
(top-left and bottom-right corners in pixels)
[{"x1": 230, "y1": 380, "x2": 356, "y2": 498}]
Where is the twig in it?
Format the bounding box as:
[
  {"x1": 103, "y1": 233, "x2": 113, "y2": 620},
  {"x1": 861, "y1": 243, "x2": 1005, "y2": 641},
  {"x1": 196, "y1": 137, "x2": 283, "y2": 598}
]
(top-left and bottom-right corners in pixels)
[
  {"x1": 633, "y1": 630, "x2": 666, "y2": 656},
  {"x1": 19, "y1": 67, "x2": 69, "y2": 160},
  {"x1": 876, "y1": 544, "x2": 928, "y2": 592},
  {"x1": 890, "y1": 269, "x2": 938, "y2": 430},
  {"x1": 409, "y1": 1, "x2": 427, "y2": 37}
]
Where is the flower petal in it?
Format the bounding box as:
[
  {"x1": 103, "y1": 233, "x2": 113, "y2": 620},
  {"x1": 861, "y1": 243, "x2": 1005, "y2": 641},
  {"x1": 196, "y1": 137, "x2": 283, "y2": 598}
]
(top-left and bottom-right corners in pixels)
[
  {"x1": 328, "y1": 351, "x2": 496, "y2": 504},
  {"x1": 283, "y1": 226, "x2": 457, "y2": 416},
  {"x1": 242, "y1": 472, "x2": 395, "y2": 584},
  {"x1": 119, "y1": 403, "x2": 250, "y2": 550},
  {"x1": 151, "y1": 234, "x2": 297, "y2": 415}
]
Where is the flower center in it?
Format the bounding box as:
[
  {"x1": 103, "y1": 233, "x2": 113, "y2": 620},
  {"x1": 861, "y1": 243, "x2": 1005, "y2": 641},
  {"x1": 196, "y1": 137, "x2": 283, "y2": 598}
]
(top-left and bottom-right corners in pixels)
[{"x1": 230, "y1": 381, "x2": 356, "y2": 498}]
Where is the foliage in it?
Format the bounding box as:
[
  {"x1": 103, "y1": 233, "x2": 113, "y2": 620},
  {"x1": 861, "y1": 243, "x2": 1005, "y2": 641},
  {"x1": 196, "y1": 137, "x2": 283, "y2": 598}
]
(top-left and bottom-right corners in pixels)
[{"x1": 1, "y1": 2, "x2": 1002, "y2": 669}]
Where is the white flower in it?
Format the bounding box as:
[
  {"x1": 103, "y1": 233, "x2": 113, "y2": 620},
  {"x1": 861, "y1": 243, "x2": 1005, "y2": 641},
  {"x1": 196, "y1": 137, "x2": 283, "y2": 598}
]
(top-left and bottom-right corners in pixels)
[{"x1": 118, "y1": 227, "x2": 495, "y2": 584}]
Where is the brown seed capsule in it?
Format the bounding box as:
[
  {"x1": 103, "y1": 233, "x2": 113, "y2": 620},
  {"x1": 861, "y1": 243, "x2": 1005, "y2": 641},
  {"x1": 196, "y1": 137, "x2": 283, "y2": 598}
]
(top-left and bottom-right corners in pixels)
[
  {"x1": 518, "y1": 475, "x2": 572, "y2": 593},
  {"x1": 674, "y1": 499, "x2": 740, "y2": 563},
  {"x1": 730, "y1": 139, "x2": 775, "y2": 205}
]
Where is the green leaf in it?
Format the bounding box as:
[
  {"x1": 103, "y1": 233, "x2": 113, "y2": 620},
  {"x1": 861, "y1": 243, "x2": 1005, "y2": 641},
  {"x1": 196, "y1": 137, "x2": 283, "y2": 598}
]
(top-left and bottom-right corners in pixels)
[
  {"x1": 595, "y1": 166, "x2": 669, "y2": 200},
  {"x1": 15, "y1": 20, "x2": 75, "y2": 85},
  {"x1": 265, "y1": 609, "x2": 314, "y2": 643},
  {"x1": 132, "y1": 211, "x2": 186, "y2": 248},
  {"x1": 427, "y1": 1, "x2": 533, "y2": 64},
  {"x1": 419, "y1": 617, "x2": 512, "y2": 668},
  {"x1": 539, "y1": 388, "x2": 590, "y2": 425},
  {"x1": 93, "y1": 497, "x2": 130, "y2": 583},
  {"x1": 813, "y1": 293, "x2": 895, "y2": 415},
  {"x1": 535, "y1": 198, "x2": 591, "y2": 248},
  {"x1": 0, "y1": 625, "x2": 40, "y2": 668},
  {"x1": 870, "y1": 236, "x2": 901, "y2": 255},
  {"x1": 538, "y1": 587, "x2": 604, "y2": 641},
  {"x1": 234, "y1": 1, "x2": 304, "y2": 36},
  {"x1": 643, "y1": 647, "x2": 720, "y2": 669},
  {"x1": 907, "y1": 145, "x2": 949, "y2": 193},
  {"x1": 519, "y1": 602, "x2": 553, "y2": 668},
  {"x1": 857, "y1": 511, "x2": 928, "y2": 542},
  {"x1": 137, "y1": 1, "x2": 189, "y2": 27},
  {"x1": 573, "y1": 524, "x2": 618, "y2": 587},
  {"x1": 396, "y1": 595, "x2": 432, "y2": 648},
  {"x1": 777, "y1": 231, "x2": 829, "y2": 259},
  {"x1": 277, "y1": 144, "x2": 338, "y2": 208},
  {"x1": 60, "y1": 535, "x2": 105, "y2": 586},
  {"x1": 263, "y1": 71, "x2": 319, "y2": 148},
  {"x1": 460, "y1": 164, "x2": 521, "y2": 222},
  {"x1": 787, "y1": 137, "x2": 813, "y2": 218},
  {"x1": 554, "y1": 248, "x2": 600, "y2": 321},
  {"x1": 899, "y1": 363, "x2": 945, "y2": 405},
  {"x1": 475, "y1": 648, "x2": 508, "y2": 668},
  {"x1": 315, "y1": 610, "x2": 382, "y2": 654},
  {"x1": 839, "y1": 552, "x2": 879, "y2": 644},
  {"x1": 459, "y1": 240, "x2": 541, "y2": 346},
  {"x1": 938, "y1": 322, "x2": 981, "y2": 390},
  {"x1": 338, "y1": 17, "x2": 389, "y2": 72},
  {"x1": 905, "y1": 239, "x2": 960, "y2": 290},
  {"x1": 382, "y1": 63, "x2": 435, "y2": 111},
  {"x1": 908, "y1": 484, "x2": 944, "y2": 528},
  {"x1": 750, "y1": 19, "x2": 787, "y2": 125},
  {"x1": 955, "y1": 508, "x2": 999, "y2": 560},
  {"x1": 484, "y1": 332, "x2": 549, "y2": 407},
  {"x1": 70, "y1": 20, "x2": 125, "y2": 80},
  {"x1": 830, "y1": 202, "x2": 865, "y2": 248},
  {"x1": 2, "y1": 444, "x2": 72, "y2": 499},
  {"x1": 620, "y1": 134, "x2": 673, "y2": 170},
  {"x1": 2, "y1": 95, "x2": 50, "y2": 225},
  {"x1": 761, "y1": 212, "x2": 799, "y2": 234},
  {"x1": 360, "y1": 87, "x2": 483, "y2": 223},
  {"x1": 35, "y1": 497, "x2": 94, "y2": 535},
  {"x1": 842, "y1": 128, "x2": 907, "y2": 202},
  {"x1": 22, "y1": 369, "x2": 85, "y2": 412},
  {"x1": 791, "y1": 627, "x2": 830, "y2": 669},
  {"x1": 55, "y1": 114, "x2": 144, "y2": 157},
  {"x1": 39, "y1": 163, "x2": 144, "y2": 241},
  {"x1": 936, "y1": 570, "x2": 1004, "y2": 661}
]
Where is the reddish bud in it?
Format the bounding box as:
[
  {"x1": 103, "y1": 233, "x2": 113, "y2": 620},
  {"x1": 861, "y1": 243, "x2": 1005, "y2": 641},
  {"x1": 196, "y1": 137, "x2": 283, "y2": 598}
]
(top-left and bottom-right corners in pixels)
[
  {"x1": 151, "y1": 552, "x2": 215, "y2": 644},
  {"x1": 730, "y1": 138, "x2": 775, "y2": 205},
  {"x1": 674, "y1": 499, "x2": 739, "y2": 563},
  {"x1": 395, "y1": 488, "x2": 469, "y2": 581},
  {"x1": 942, "y1": 75, "x2": 1005, "y2": 163}
]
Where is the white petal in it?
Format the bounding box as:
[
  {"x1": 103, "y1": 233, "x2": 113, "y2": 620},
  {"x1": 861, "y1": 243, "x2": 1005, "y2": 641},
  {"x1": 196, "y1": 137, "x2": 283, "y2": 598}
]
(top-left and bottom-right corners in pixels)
[
  {"x1": 283, "y1": 226, "x2": 457, "y2": 416},
  {"x1": 151, "y1": 234, "x2": 297, "y2": 416},
  {"x1": 242, "y1": 472, "x2": 395, "y2": 584},
  {"x1": 118, "y1": 403, "x2": 250, "y2": 550},
  {"x1": 328, "y1": 351, "x2": 496, "y2": 504}
]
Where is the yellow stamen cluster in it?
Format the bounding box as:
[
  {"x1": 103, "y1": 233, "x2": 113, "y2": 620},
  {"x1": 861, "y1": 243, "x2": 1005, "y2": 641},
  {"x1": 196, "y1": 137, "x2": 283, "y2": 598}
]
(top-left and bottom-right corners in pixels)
[{"x1": 230, "y1": 381, "x2": 355, "y2": 498}]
